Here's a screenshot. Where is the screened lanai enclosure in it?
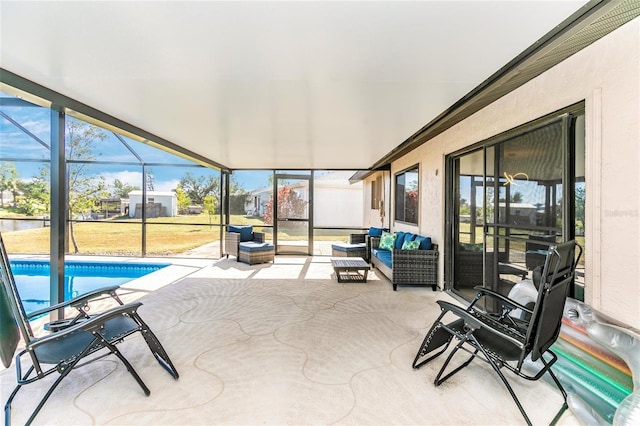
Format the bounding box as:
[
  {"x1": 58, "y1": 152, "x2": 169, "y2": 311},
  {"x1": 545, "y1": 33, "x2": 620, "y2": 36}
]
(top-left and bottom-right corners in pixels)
[{"x1": 0, "y1": 89, "x2": 367, "y2": 261}]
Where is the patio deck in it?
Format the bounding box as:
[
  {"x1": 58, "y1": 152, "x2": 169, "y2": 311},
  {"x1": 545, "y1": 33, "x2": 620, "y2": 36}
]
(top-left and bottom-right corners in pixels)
[{"x1": 1, "y1": 255, "x2": 580, "y2": 425}]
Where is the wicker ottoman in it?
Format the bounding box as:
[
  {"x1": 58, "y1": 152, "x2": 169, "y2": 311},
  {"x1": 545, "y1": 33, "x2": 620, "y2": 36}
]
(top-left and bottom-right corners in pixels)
[
  {"x1": 238, "y1": 242, "x2": 275, "y2": 265},
  {"x1": 331, "y1": 242, "x2": 367, "y2": 260}
]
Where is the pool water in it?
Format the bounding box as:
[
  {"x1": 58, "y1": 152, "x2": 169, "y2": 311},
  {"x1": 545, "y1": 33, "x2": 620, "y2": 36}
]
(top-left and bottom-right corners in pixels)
[{"x1": 10, "y1": 260, "x2": 170, "y2": 314}]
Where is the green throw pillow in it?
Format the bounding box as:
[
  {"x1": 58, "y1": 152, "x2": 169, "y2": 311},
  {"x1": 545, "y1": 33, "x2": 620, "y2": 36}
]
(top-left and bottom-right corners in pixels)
[
  {"x1": 401, "y1": 239, "x2": 420, "y2": 250},
  {"x1": 379, "y1": 231, "x2": 397, "y2": 251}
]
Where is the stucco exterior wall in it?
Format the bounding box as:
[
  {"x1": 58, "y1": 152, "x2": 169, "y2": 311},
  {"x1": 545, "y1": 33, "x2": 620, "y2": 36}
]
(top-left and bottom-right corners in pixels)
[{"x1": 390, "y1": 18, "x2": 640, "y2": 327}]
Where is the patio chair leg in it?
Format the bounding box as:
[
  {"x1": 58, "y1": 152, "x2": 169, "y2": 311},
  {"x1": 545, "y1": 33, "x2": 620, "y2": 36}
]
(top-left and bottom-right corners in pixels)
[
  {"x1": 434, "y1": 342, "x2": 478, "y2": 386},
  {"x1": 98, "y1": 337, "x2": 151, "y2": 396},
  {"x1": 476, "y1": 341, "x2": 532, "y2": 426},
  {"x1": 24, "y1": 339, "x2": 99, "y2": 426},
  {"x1": 139, "y1": 323, "x2": 179, "y2": 379}
]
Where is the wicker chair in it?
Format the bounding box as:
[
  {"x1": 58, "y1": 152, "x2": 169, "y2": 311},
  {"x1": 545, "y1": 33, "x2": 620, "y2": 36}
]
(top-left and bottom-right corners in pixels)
[{"x1": 224, "y1": 226, "x2": 265, "y2": 260}]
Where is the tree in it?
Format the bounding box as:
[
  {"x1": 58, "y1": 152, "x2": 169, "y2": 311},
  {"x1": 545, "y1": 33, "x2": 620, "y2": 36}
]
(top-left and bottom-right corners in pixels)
[
  {"x1": 15, "y1": 167, "x2": 50, "y2": 216},
  {"x1": 0, "y1": 162, "x2": 18, "y2": 208},
  {"x1": 174, "y1": 185, "x2": 192, "y2": 214},
  {"x1": 65, "y1": 120, "x2": 109, "y2": 253},
  {"x1": 111, "y1": 179, "x2": 139, "y2": 199},
  {"x1": 178, "y1": 172, "x2": 219, "y2": 206},
  {"x1": 203, "y1": 195, "x2": 216, "y2": 227},
  {"x1": 263, "y1": 185, "x2": 307, "y2": 225},
  {"x1": 511, "y1": 192, "x2": 523, "y2": 203},
  {"x1": 229, "y1": 176, "x2": 249, "y2": 215}
]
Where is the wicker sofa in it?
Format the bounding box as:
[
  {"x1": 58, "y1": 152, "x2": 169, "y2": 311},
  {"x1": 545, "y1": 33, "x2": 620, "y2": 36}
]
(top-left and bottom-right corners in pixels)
[{"x1": 369, "y1": 231, "x2": 438, "y2": 291}]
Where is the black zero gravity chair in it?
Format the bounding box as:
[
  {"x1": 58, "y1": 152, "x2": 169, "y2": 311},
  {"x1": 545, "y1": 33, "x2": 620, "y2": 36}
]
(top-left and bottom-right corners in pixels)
[
  {"x1": 412, "y1": 240, "x2": 582, "y2": 426},
  {"x1": 0, "y1": 233, "x2": 179, "y2": 426}
]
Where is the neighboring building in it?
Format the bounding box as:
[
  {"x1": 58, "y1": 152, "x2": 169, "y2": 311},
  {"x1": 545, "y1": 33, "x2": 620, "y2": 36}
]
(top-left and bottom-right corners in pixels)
[
  {"x1": 245, "y1": 171, "x2": 363, "y2": 227},
  {"x1": 127, "y1": 191, "x2": 177, "y2": 218}
]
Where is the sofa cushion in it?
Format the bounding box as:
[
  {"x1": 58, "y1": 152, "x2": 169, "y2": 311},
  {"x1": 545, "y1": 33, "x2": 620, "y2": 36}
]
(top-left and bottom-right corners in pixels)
[
  {"x1": 375, "y1": 249, "x2": 393, "y2": 268},
  {"x1": 228, "y1": 225, "x2": 253, "y2": 242},
  {"x1": 378, "y1": 231, "x2": 396, "y2": 251},
  {"x1": 369, "y1": 227, "x2": 384, "y2": 237},
  {"x1": 394, "y1": 232, "x2": 407, "y2": 249},
  {"x1": 414, "y1": 235, "x2": 432, "y2": 250},
  {"x1": 401, "y1": 239, "x2": 420, "y2": 250}
]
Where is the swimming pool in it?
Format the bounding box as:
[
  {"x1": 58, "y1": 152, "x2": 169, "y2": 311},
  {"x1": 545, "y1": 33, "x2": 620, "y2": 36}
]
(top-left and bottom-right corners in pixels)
[{"x1": 10, "y1": 260, "x2": 170, "y2": 314}]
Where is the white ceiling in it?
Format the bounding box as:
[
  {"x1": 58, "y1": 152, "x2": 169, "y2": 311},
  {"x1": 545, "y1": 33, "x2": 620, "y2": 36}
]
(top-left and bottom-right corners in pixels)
[{"x1": 0, "y1": 1, "x2": 588, "y2": 170}]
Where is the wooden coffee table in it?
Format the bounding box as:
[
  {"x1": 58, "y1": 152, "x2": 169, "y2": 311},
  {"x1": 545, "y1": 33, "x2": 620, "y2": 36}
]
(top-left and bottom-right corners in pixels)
[{"x1": 331, "y1": 258, "x2": 370, "y2": 283}]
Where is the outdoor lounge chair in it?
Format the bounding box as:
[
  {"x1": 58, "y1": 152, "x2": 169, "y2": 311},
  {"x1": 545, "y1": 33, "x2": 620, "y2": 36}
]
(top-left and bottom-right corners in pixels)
[
  {"x1": 0, "y1": 233, "x2": 179, "y2": 426},
  {"x1": 412, "y1": 240, "x2": 582, "y2": 425}
]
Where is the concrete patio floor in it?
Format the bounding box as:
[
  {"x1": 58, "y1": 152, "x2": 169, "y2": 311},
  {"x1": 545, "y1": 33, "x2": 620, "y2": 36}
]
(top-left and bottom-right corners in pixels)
[{"x1": 1, "y1": 255, "x2": 581, "y2": 425}]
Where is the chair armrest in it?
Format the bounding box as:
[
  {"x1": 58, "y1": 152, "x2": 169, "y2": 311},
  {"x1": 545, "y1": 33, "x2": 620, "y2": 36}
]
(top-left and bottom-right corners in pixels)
[
  {"x1": 253, "y1": 232, "x2": 265, "y2": 243},
  {"x1": 349, "y1": 233, "x2": 366, "y2": 244},
  {"x1": 472, "y1": 286, "x2": 533, "y2": 314},
  {"x1": 27, "y1": 285, "x2": 122, "y2": 320},
  {"x1": 225, "y1": 232, "x2": 241, "y2": 256},
  {"x1": 437, "y1": 300, "x2": 525, "y2": 347},
  {"x1": 29, "y1": 302, "x2": 144, "y2": 348},
  {"x1": 392, "y1": 246, "x2": 439, "y2": 263},
  {"x1": 369, "y1": 236, "x2": 381, "y2": 249}
]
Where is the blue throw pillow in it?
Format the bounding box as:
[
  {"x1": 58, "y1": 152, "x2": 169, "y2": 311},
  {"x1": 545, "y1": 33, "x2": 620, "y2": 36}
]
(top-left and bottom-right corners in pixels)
[
  {"x1": 228, "y1": 225, "x2": 253, "y2": 242},
  {"x1": 369, "y1": 227, "x2": 384, "y2": 237},
  {"x1": 395, "y1": 232, "x2": 407, "y2": 249},
  {"x1": 414, "y1": 235, "x2": 432, "y2": 250}
]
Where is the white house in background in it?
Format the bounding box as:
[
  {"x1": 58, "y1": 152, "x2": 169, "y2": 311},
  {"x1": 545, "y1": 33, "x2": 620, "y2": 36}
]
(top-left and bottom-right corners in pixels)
[
  {"x1": 127, "y1": 190, "x2": 177, "y2": 218},
  {"x1": 245, "y1": 171, "x2": 363, "y2": 226}
]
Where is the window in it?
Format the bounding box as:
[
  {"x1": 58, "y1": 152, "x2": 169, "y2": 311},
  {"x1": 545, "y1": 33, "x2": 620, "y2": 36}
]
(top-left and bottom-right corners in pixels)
[
  {"x1": 371, "y1": 176, "x2": 382, "y2": 209},
  {"x1": 394, "y1": 165, "x2": 419, "y2": 225}
]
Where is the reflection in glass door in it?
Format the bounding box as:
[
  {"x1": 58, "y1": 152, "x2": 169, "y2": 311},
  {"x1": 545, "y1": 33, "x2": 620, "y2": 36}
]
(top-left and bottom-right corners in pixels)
[{"x1": 275, "y1": 173, "x2": 312, "y2": 255}]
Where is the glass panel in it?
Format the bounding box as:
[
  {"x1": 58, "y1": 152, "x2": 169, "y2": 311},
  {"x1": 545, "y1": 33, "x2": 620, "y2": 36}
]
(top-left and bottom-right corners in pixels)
[
  {"x1": 313, "y1": 171, "x2": 363, "y2": 227},
  {"x1": 228, "y1": 170, "x2": 273, "y2": 226},
  {"x1": 574, "y1": 113, "x2": 586, "y2": 299},
  {"x1": 0, "y1": 93, "x2": 50, "y2": 159},
  {"x1": 0, "y1": 91, "x2": 52, "y2": 256},
  {"x1": 486, "y1": 120, "x2": 565, "y2": 297},
  {"x1": 145, "y1": 223, "x2": 221, "y2": 258},
  {"x1": 313, "y1": 170, "x2": 364, "y2": 255},
  {"x1": 453, "y1": 150, "x2": 485, "y2": 299},
  {"x1": 496, "y1": 122, "x2": 564, "y2": 232},
  {"x1": 276, "y1": 176, "x2": 310, "y2": 254},
  {"x1": 394, "y1": 166, "x2": 419, "y2": 225},
  {"x1": 67, "y1": 222, "x2": 142, "y2": 256},
  {"x1": 1, "y1": 219, "x2": 50, "y2": 254}
]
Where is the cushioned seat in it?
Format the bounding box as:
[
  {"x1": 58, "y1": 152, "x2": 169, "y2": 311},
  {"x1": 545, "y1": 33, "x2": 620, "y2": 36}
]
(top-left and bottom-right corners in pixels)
[
  {"x1": 331, "y1": 242, "x2": 367, "y2": 258},
  {"x1": 238, "y1": 241, "x2": 275, "y2": 265}
]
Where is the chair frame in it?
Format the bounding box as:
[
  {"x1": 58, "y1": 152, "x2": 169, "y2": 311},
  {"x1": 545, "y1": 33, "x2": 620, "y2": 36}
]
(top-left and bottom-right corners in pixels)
[
  {"x1": 0, "y1": 233, "x2": 179, "y2": 426},
  {"x1": 412, "y1": 240, "x2": 582, "y2": 425}
]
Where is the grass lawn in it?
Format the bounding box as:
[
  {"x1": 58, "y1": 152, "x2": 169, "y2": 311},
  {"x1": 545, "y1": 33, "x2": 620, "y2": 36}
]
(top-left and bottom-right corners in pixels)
[{"x1": 1, "y1": 214, "x2": 351, "y2": 256}]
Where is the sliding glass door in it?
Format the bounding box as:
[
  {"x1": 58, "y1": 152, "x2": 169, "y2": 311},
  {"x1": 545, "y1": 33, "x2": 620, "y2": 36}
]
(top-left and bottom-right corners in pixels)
[{"x1": 448, "y1": 110, "x2": 585, "y2": 301}]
